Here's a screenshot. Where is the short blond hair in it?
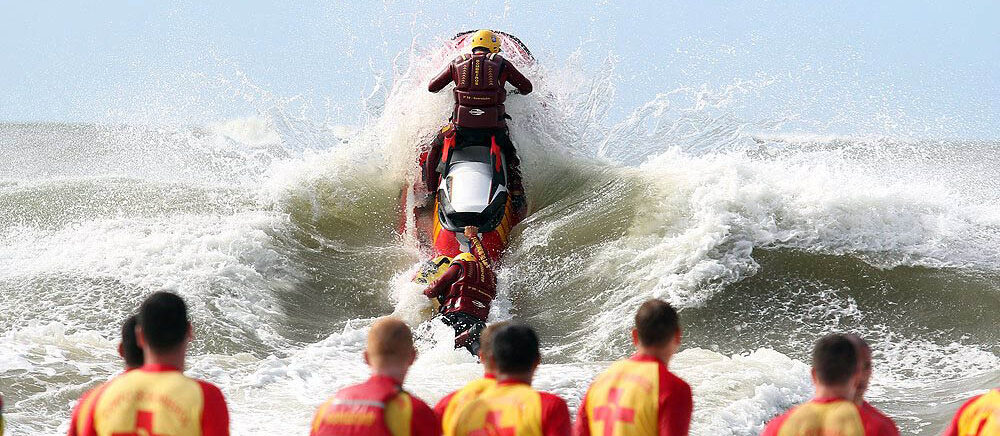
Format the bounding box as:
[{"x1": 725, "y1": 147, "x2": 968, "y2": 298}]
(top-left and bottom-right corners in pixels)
[{"x1": 367, "y1": 317, "x2": 414, "y2": 366}]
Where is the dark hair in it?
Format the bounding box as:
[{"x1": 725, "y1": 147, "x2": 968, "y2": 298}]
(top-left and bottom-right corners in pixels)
[
  {"x1": 492, "y1": 323, "x2": 540, "y2": 374},
  {"x1": 634, "y1": 299, "x2": 679, "y2": 347},
  {"x1": 812, "y1": 334, "x2": 859, "y2": 385},
  {"x1": 138, "y1": 291, "x2": 190, "y2": 353},
  {"x1": 121, "y1": 315, "x2": 144, "y2": 368}
]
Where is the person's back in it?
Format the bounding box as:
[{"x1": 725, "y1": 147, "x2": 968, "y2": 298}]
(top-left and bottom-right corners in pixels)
[
  {"x1": 428, "y1": 30, "x2": 532, "y2": 130},
  {"x1": 450, "y1": 323, "x2": 570, "y2": 436},
  {"x1": 943, "y1": 388, "x2": 999, "y2": 436},
  {"x1": 423, "y1": 226, "x2": 497, "y2": 354},
  {"x1": 762, "y1": 334, "x2": 893, "y2": 436},
  {"x1": 575, "y1": 299, "x2": 692, "y2": 436},
  {"x1": 310, "y1": 318, "x2": 439, "y2": 436},
  {"x1": 435, "y1": 322, "x2": 506, "y2": 436},
  {"x1": 426, "y1": 29, "x2": 532, "y2": 210},
  {"x1": 69, "y1": 293, "x2": 229, "y2": 436}
]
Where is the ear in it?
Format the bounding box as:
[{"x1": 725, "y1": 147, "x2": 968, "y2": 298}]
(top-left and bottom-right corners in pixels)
[
  {"x1": 117, "y1": 342, "x2": 125, "y2": 359},
  {"x1": 631, "y1": 328, "x2": 639, "y2": 347},
  {"x1": 135, "y1": 325, "x2": 147, "y2": 349},
  {"x1": 810, "y1": 367, "x2": 818, "y2": 384},
  {"x1": 186, "y1": 322, "x2": 194, "y2": 342},
  {"x1": 363, "y1": 350, "x2": 371, "y2": 367},
  {"x1": 408, "y1": 347, "x2": 417, "y2": 366}
]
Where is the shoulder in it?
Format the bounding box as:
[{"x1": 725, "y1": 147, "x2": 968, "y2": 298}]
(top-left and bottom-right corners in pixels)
[
  {"x1": 405, "y1": 392, "x2": 441, "y2": 436},
  {"x1": 761, "y1": 408, "x2": 794, "y2": 436},
  {"x1": 659, "y1": 366, "x2": 692, "y2": 397},
  {"x1": 538, "y1": 391, "x2": 570, "y2": 413},
  {"x1": 196, "y1": 379, "x2": 229, "y2": 410},
  {"x1": 406, "y1": 391, "x2": 435, "y2": 414},
  {"x1": 662, "y1": 368, "x2": 691, "y2": 390},
  {"x1": 434, "y1": 390, "x2": 457, "y2": 417},
  {"x1": 859, "y1": 402, "x2": 899, "y2": 435}
]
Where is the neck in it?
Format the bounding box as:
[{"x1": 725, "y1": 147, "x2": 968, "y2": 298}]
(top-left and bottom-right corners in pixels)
[
  {"x1": 372, "y1": 366, "x2": 407, "y2": 383},
  {"x1": 144, "y1": 347, "x2": 186, "y2": 371},
  {"x1": 636, "y1": 345, "x2": 672, "y2": 367},
  {"x1": 814, "y1": 384, "x2": 854, "y2": 401},
  {"x1": 496, "y1": 372, "x2": 532, "y2": 384}
]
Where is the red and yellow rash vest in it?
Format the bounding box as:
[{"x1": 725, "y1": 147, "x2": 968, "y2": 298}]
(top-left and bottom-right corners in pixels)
[
  {"x1": 68, "y1": 364, "x2": 229, "y2": 436},
  {"x1": 762, "y1": 397, "x2": 899, "y2": 436},
  {"x1": 574, "y1": 354, "x2": 692, "y2": 436},
  {"x1": 434, "y1": 374, "x2": 497, "y2": 436},
  {"x1": 943, "y1": 389, "x2": 1000, "y2": 436},
  {"x1": 451, "y1": 380, "x2": 571, "y2": 436},
  {"x1": 310, "y1": 375, "x2": 440, "y2": 436}
]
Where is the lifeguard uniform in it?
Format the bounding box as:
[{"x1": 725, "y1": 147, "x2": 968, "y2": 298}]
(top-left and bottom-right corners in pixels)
[
  {"x1": 451, "y1": 380, "x2": 571, "y2": 436},
  {"x1": 943, "y1": 389, "x2": 1000, "y2": 436},
  {"x1": 310, "y1": 374, "x2": 439, "y2": 436},
  {"x1": 68, "y1": 364, "x2": 229, "y2": 436},
  {"x1": 574, "y1": 353, "x2": 692, "y2": 436},
  {"x1": 761, "y1": 397, "x2": 900, "y2": 436},
  {"x1": 434, "y1": 374, "x2": 497, "y2": 436}
]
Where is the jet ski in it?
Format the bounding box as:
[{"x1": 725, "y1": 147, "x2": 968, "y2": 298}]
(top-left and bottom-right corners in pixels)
[{"x1": 400, "y1": 31, "x2": 534, "y2": 264}]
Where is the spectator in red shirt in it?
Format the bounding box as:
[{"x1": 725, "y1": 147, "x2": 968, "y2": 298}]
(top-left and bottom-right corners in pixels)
[
  {"x1": 68, "y1": 292, "x2": 230, "y2": 436},
  {"x1": 762, "y1": 334, "x2": 897, "y2": 436},
  {"x1": 310, "y1": 317, "x2": 440, "y2": 436},
  {"x1": 449, "y1": 323, "x2": 571, "y2": 436},
  {"x1": 574, "y1": 299, "x2": 693, "y2": 436}
]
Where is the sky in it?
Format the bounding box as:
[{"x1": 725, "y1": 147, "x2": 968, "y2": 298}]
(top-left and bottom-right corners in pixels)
[{"x1": 1, "y1": 0, "x2": 997, "y2": 138}]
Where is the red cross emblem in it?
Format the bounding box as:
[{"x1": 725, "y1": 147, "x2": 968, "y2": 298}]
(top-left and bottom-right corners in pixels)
[
  {"x1": 111, "y1": 410, "x2": 163, "y2": 436},
  {"x1": 468, "y1": 409, "x2": 516, "y2": 436},
  {"x1": 593, "y1": 388, "x2": 635, "y2": 436}
]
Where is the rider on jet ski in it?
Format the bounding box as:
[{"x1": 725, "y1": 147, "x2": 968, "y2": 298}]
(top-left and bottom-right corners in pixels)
[
  {"x1": 426, "y1": 29, "x2": 533, "y2": 214},
  {"x1": 421, "y1": 226, "x2": 497, "y2": 355}
]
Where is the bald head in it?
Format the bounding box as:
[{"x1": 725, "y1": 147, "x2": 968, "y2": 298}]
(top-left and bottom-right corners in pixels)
[
  {"x1": 846, "y1": 334, "x2": 873, "y2": 403},
  {"x1": 366, "y1": 318, "x2": 416, "y2": 371}
]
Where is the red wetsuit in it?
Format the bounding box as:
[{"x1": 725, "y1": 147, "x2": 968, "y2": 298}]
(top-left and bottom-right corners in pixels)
[
  {"x1": 450, "y1": 379, "x2": 571, "y2": 436},
  {"x1": 762, "y1": 397, "x2": 900, "y2": 436},
  {"x1": 423, "y1": 235, "x2": 496, "y2": 322},
  {"x1": 428, "y1": 51, "x2": 532, "y2": 129},
  {"x1": 943, "y1": 389, "x2": 1000, "y2": 436},
  {"x1": 426, "y1": 50, "x2": 531, "y2": 199},
  {"x1": 68, "y1": 364, "x2": 229, "y2": 436},
  {"x1": 311, "y1": 375, "x2": 439, "y2": 436},
  {"x1": 574, "y1": 353, "x2": 693, "y2": 436}
]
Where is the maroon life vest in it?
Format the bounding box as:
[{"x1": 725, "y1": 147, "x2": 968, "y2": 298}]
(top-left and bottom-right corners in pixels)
[
  {"x1": 441, "y1": 259, "x2": 497, "y2": 321},
  {"x1": 313, "y1": 376, "x2": 401, "y2": 436},
  {"x1": 451, "y1": 52, "x2": 508, "y2": 129}
]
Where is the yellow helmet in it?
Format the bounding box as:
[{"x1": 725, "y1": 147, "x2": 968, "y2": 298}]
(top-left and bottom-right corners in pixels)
[
  {"x1": 454, "y1": 252, "x2": 476, "y2": 263},
  {"x1": 469, "y1": 29, "x2": 501, "y2": 53}
]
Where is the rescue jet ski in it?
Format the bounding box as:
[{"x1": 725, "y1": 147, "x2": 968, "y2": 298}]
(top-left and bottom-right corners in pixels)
[{"x1": 400, "y1": 31, "x2": 534, "y2": 264}]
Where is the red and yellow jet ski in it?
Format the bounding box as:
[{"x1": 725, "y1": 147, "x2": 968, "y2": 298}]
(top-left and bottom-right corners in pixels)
[{"x1": 400, "y1": 31, "x2": 534, "y2": 265}]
